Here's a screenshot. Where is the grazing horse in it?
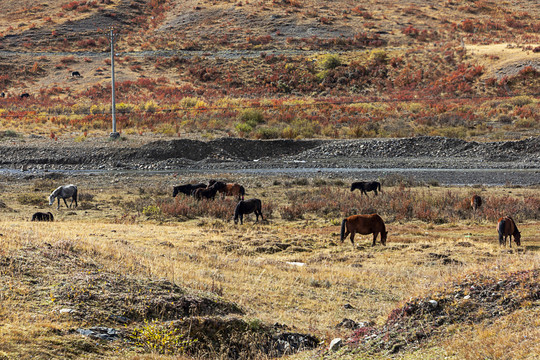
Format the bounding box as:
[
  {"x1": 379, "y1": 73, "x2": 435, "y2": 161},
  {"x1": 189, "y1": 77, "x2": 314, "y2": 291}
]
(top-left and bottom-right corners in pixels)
[
  {"x1": 71, "y1": 71, "x2": 81, "y2": 77},
  {"x1": 351, "y1": 181, "x2": 381, "y2": 196},
  {"x1": 194, "y1": 186, "x2": 218, "y2": 200},
  {"x1": 31, "y1": 212, "x2": 54, "y2": 222},
  {"x1": 471, "y1": 194, "x2": 482, "y2": 211},
  {"x1": 173, "y1": 183, "x2": 207, "y2": 197},
  {"x1": 209, "y1": 180, "x2": 245, "y2": 200},
  {"x1": 497, "y1": 216, "x2": 521, "y2": 247},
  {"x1": 20, "y1": 93, "x2": 30, "y2": 99},
  {"x1": 49, "y1": 184, "x2": 78, "y2": 209},
  {"x1": 234, "y1": 198, "x2": 263, "y2": 225},
  {"x1": 340, "y1": 213, "x2": 387, "y2": 246}
]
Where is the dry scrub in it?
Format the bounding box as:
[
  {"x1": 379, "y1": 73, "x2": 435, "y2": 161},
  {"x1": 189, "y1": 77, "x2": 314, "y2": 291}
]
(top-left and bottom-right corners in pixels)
[{"x1": 0, "y1": 174, "x2": 538, "y2": 359}]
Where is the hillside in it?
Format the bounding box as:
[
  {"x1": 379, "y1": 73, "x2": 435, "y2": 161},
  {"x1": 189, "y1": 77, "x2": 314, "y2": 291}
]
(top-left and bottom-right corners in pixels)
[{"x1": 0, "y1": 0, "x2": 538, "y2": 140}]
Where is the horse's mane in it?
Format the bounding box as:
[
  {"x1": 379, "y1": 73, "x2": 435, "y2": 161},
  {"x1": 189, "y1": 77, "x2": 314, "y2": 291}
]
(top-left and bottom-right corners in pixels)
[{"x1": 50, "y1": 186, "x2": 62, "y2": 197}]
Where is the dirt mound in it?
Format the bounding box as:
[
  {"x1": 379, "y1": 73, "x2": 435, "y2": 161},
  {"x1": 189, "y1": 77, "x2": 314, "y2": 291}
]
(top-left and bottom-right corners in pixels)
[
  {"x1": 344, "y1": 269, "x2": 539, "y2": 355},
  {"x1": 136, "y1": 137, "x2": 325, "y2": 162},
  {"x1": 0, "y1": 241, "x2": 317, "y2": 358}
]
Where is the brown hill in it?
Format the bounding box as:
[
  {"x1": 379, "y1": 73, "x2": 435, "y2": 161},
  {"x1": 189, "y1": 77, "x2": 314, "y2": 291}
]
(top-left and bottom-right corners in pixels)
[{"x1": 0, "y1": 0, "x2": 538, "y2": 140}]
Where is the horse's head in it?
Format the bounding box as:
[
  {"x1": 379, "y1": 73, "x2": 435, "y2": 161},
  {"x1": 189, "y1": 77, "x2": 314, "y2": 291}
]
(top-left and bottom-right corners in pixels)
[
  {"x1": 350, "y1": 183, "x2": 355, "y2": 191},
  {"x1": 172, "y1": 187, "x2": 179, "y2": 197},
  {"x1": 381, "y1": 231, "x2": 388, "y2": 246},
  {"x1": 514, "y1": 231, "x2": 521, "y2": 246},
  {"x1": 48, "y1": 193, "x2": 55, "y2": 206}
]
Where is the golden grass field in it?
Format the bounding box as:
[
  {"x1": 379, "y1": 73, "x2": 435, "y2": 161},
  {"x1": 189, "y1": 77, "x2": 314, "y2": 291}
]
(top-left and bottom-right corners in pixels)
[{"x1": 0, "y1": 173, "x2": 538, "y2": 359}]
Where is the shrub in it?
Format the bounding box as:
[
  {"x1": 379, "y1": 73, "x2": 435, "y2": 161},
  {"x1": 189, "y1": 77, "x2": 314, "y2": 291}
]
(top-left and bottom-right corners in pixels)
[
  {"x1": 130, "y1": 319, "x2": 196, "y2": 355},
  {"x1": 18, "y1": 193, "x2": 47, "y2": 206},
  {"x1": 239, "y1": 109, "x2": 264, "y2": 128},
  {"x1": 321, "y1": 54, "x2": 341, "y2": 70}
]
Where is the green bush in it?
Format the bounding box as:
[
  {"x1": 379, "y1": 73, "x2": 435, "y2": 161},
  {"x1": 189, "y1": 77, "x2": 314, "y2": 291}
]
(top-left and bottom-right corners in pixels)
[
  {"x1": 321, "y1": 54, "x2": 341, "y2": 70},
  {"x1": 239, "y1": 109, "x2": 264, "y2": 127},
  {"x1": 130, "y1": 320, "x2": 196, "y2": 355}
]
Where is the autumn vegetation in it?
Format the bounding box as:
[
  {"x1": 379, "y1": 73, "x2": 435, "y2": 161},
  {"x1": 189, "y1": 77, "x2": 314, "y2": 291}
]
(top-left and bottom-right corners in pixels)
[
  {"x1": 0, "y1": 0, "x2": 539, "y2": 359},
  {"x1": 0, "y1": 0, "x2": 538, "y2": 140}
]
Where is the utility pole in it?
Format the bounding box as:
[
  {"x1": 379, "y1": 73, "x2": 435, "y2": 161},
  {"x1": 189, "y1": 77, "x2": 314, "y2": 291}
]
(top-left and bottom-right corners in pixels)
[{"x1": 109, "y1": 28, "x2": 120, "y2": 139}]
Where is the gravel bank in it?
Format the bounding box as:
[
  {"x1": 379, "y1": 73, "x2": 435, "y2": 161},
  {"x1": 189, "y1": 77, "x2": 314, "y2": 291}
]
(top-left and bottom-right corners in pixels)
[{"x1": 1, "y1": 136, "x2": 539, "y2": 186}]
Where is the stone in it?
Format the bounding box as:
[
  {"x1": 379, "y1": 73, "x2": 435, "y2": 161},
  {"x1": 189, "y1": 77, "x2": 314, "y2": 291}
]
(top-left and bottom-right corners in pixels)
[{"x1": 329, "y1": 338, "x2": 342, "y2": 351}]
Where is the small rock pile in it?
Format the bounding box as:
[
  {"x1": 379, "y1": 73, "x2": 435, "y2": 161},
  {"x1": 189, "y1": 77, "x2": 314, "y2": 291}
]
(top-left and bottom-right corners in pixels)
[{"x1": 346, "y1": 269, "x2": 539, "y2": 354}]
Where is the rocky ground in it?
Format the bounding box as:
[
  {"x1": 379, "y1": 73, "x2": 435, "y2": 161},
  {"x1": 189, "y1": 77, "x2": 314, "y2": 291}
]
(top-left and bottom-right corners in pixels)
[{"x1": 1, "y1": 135, "x2": 539, "y2": 186}]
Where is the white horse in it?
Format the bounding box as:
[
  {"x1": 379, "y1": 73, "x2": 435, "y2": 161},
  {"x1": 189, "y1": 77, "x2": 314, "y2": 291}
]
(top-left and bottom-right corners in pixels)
[{"x1": 49, "y1": 184, "x2": 78, "y2": 209}]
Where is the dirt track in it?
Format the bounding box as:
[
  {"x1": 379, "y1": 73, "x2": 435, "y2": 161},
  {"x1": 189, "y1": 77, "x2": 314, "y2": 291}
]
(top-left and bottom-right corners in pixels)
[{"x1": 1, "y1": 135, "x2": 539, "y2": 186}]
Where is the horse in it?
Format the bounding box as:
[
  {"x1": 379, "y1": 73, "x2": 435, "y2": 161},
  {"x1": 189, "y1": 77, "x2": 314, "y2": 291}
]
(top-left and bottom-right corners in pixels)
[
  {"x1": 31, "y1": 212, "x2": 54, "y2": 222},
  {"x1": 340, "y1": 213, "x2": 387, "y2": 246},
  {"x1": 497, "y1": 216, "x2": 521, "y2": 247},
  {"x1": 194, "y1": 186, "x2": 218, "y2": 200},
  {"x1": 20, "y1": 93, "x2": 30, "y2": 99},
  {"x1": 209, "y1": 180, "x2": 245, "y2": 200},
  {"x1": 234, "y1": 198, "x2": 263, "y2": 225},
  {"x1": 471, "y1": 194, "x2": 482, "y2": 211},
  {"x1": 173, "y1": 183, "x2": 207, "y2": 197},
  {"x1": 350, "y1": 181, "x2": 381, "y2": 196},
  {"x1": 71, "y1": 71, "x2": 81, "y2": 77},
  {"x1": 49, "y1": 184, "x2": 78, "y2": 209}
]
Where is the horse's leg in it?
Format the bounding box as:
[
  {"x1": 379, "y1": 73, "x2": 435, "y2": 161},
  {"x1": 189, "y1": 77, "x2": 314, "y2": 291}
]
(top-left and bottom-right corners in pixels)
[
  {"x1": 57, "y1": 198, "x2": 61, "y2": 210},
  {"x1": 374, "y1": 189, "x2": 378, "y2": 196},
  {"x1": 372, "y1": 232, "x2": 378, "y2": 246},
  {"x1": 350, "y1": 231, "x2": 355, "y2": 246}
]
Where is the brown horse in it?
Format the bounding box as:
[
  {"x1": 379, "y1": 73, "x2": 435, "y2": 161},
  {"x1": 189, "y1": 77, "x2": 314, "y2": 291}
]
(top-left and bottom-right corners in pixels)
[
  {"x1": 340, "y1": 214, "x2": 387, "y2": 246},
  {"x1": 471, "y1": 194, "x2": 482, "y2": 211},
  {"x1": 497, "y1": 216, "x2": 521, "y2": 247},
  {"x1": 209, "y1": 180, "x2": 245, "y2": 201}
]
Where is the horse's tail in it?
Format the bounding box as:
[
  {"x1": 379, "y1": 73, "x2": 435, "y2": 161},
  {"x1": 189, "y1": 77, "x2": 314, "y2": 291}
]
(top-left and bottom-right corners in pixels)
[
  {"x1": 241, "y1": 186, "x2": 245, "y2": 200},
  {"x1": 497, "y1": 218, "x2": 506, "y2": 244},
  {"x1": 340, "y1": 219, "x2": 347, "y2": 242},
  {"x1": 48, "y1": 212, "x2": 54, "y2": 221},
  {"x1": 378, "y1": 182, "x2": 382, "y2": 192}
]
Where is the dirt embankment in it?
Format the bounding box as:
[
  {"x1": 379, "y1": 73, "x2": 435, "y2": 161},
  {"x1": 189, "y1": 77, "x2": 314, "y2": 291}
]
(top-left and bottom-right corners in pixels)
[{"x1": 0, "y1": 135, "x2": 539, "y2": 185}]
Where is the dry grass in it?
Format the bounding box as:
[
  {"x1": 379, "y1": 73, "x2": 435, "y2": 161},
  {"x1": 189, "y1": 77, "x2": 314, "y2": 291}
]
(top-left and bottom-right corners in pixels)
[{"x1": 0, "y1": 174, "x2": 538, "y2": 358}]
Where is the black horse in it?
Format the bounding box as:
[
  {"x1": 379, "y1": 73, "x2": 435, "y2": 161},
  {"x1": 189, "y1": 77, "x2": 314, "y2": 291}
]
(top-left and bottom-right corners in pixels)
[
  {"x1": 234, "y1": 198, "x2": 263, "y2": 225},
  {"x1": 71, "y1": 71, "x2": 81, "y2": 77},
  {"x1": 20, "y1": 93, "x2": 30, "y2": 99},
  {"x1": 173, "y1": 183, "x2": 207, "y2": 197},
  {"x1": 351, "y1": 181, "x2": 381, "y2": 196},
  {"x1": 31, "y1": 212, "x2": 54, "y2": 222}
]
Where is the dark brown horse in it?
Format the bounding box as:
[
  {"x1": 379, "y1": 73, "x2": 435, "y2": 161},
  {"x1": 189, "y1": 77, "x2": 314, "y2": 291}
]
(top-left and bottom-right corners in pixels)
[
  {"x1": 194, "y1": 186, "x2": 218, "y2": 200},
  {"x1": 234, "y1": 198, "x2": 263, "y2": 224},
  {"x1": 31, "y1": 212, "x2": 54, "y2": 221},
  {"x1": 471, "y1": 194, "x2": 482, "y2": 211},
  {"x1": 340, "y1": 213, "x2": 387, "y2": 246},
  {"x1": 350, "y1": 181, "x2": 381, "y2": 196},
  {"x1": 497, "y1": 216, "x2": 521, "y2": 247}
]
